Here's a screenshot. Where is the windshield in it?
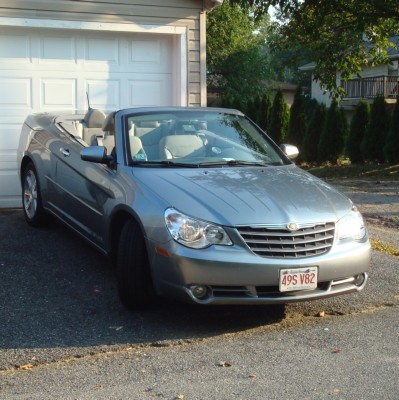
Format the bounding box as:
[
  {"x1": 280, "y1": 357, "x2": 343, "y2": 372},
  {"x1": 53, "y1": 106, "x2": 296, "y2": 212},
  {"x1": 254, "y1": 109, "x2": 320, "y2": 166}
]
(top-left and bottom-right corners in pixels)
[{"x1": 124, "y1": 111, "x2": 286, "y2": 167}]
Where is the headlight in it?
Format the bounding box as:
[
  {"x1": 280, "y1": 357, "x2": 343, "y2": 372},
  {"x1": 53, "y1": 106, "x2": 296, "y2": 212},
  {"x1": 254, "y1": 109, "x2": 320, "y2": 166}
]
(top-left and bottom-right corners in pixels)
[
  {"x1": 165, "y1": 208, "x2": 232, "y2": 249},
  {"x1": 337, "y1": 207, "x2": 367, "y2": 241}
]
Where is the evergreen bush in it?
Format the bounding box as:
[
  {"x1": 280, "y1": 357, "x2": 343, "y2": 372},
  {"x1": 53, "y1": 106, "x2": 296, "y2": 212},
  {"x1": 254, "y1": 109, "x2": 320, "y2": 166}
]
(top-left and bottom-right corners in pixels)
[
  {"x1": 269, "y1": 88, "x2": 289, "y2": 144},
  {"x1": 346, "y1": 101, "x2": 370, "y2": 164},
  {"x1": 318, "y1": 101, "x2": 347, "y2": 163},
  {"x1": 384, "y1": 96, "x2": 399, "y2": 163},
  {"x1": 302, "y1": 103, "x2": 326, "y2": 163},
  {"x1": 287, "y1": 86, "x2": 307, "y2": 148},
  {"x1": 258, "y1": 92, "x2": 273, "y2": 132},
  {"x1": 361, "y1": 95, "x2": 389, "y2": 162}
]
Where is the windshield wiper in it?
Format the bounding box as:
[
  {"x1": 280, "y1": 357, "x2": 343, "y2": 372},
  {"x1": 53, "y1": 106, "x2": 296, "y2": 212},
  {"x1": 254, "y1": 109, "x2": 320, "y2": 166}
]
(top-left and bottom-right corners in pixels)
[
  {"x1": 198, "y1": 160, "x2": 271, "y2": 167},
  {"x1": 130, "y1": 160, "x2": 200, "y2": 168}
]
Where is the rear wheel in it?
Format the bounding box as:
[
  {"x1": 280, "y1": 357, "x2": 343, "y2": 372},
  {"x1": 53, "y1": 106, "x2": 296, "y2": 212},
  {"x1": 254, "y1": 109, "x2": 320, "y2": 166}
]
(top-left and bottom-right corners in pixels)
[
  {"x1": 117, "y1": 219, "x2": 154, "y2": 309},
  {"x1": 22, "y1": 162, "x2": 49, "y2": 227}
]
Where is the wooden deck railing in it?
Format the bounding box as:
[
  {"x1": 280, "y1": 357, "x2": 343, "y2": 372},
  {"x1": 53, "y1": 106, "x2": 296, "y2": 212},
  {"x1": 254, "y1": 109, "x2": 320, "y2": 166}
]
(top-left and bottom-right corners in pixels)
[{"x1": 341, "y1": 76, "x2": 399, "y2": 99}]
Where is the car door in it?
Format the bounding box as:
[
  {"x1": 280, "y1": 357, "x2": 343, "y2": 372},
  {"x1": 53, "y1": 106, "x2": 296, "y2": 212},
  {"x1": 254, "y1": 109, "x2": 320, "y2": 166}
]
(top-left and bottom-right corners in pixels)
[{"x1": 51, "y1": 132, "x2": 115, "y2": 248}]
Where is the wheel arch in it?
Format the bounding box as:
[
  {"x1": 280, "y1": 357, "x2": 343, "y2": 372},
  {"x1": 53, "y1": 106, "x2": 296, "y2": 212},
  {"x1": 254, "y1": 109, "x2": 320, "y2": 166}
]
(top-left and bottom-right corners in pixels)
[
  {"x1": 20, "y1": 155, "x2": 35, "y2": 183},
  {"x1": 108, "y1": 206, "x2": 147, "y2": 265}
]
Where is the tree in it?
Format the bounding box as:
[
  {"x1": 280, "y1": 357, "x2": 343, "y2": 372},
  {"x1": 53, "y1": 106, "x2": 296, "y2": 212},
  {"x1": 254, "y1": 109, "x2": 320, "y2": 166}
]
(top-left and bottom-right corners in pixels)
[
  {"x1": 318, "y1": 101, "x2": 347, "y2": 163},
  {"x1": 227, "y1": 1, "x2": 399, "y2": 98},
  {"x1": 206, "y1": 2, "x2": 272, "y2": 102},
  {"x1": 347, "y1": 101, "x2": 370, "y2": 164},
  {"x1": 302, "y1": 103, "x2": 326, "y2": 163},
  {"x1": 258, "y1": 92, "x2": 273, "y2": 132},
  {"x1": 384, "y1": 97, "x2": 399, "y2": 163},
  {"x1": 361, "y1": 95, "x2": 389, "y2": 162},
  {"x1": 268, "y1": 88, "x2": 289, "y2": 144},
  {"x1": 286, "y1": 86, "x2": 307, "y2": 148}
]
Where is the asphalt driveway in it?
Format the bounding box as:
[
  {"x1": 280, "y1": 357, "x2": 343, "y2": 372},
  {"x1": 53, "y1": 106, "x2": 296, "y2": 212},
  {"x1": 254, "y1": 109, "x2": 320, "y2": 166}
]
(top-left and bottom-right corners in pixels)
[{"x1": 0, "y1": 178, "x2": 398, "y2": 372}]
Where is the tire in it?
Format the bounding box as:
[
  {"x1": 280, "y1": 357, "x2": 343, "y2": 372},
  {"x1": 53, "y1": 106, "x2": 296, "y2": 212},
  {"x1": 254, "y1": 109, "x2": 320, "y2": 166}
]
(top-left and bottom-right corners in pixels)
[
  {"x1": 22, "y1": 162, "x2": 49, "y2": 227},
  {"x1": 116, "y1": 219, "x2": 154, "y2": 309}
]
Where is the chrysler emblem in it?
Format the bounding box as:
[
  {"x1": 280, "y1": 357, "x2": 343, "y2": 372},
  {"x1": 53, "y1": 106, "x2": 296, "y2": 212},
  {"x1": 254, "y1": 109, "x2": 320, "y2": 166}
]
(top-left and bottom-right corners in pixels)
[{"x1": 287, "y1": 223, "x2": 299, "y2": 231}]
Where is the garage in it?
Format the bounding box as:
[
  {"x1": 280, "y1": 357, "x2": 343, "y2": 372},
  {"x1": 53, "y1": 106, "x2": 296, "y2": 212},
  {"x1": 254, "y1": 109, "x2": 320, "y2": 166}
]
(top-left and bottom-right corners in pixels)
[
  {"x1": 0, "y1": 25, "x2": 183, "y2": 207},
  {"x1": 0, "y1": 0, "x2": 224, "y2": 208}
]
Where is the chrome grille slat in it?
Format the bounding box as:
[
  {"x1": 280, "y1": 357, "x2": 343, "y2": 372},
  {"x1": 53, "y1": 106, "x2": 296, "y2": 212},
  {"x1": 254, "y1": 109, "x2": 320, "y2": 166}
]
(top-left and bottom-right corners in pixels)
[
  {"x1": 237, "y1": 223, "x2": 335, "y2": 259},
  {"x1": 245, "y1": 234, "x2": 334, "y2": 246},
  {"x1": 251, "y1": 243, "x2": 332, "y2": 253},
  {"x1": 239, "y1": 226, "x2": 334, "y2": 237}
]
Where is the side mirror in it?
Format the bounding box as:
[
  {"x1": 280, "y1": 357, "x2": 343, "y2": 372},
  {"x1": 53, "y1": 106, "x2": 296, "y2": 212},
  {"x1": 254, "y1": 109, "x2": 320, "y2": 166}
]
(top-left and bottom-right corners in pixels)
[
  {"x1": 80, "y1": 146, "x2": 113, "y2": 164},
  {"x1": 280, "y1": 144, "x2": 299, "y2": 160}
]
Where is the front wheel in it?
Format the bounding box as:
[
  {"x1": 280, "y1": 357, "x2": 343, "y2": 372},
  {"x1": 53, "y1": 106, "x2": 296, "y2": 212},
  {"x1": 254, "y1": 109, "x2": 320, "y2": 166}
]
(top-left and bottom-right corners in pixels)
[
  {"x1": 117, "y1": 219, "x2": 154, "y2": 309},
  {"x1": 22, "y1": 162, "x2": 49, "y2": 227}
]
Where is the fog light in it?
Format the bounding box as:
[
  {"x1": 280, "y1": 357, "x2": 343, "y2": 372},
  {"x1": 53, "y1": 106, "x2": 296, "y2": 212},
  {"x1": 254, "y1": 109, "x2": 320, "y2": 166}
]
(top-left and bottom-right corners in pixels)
[
  {"x1": 354, "y1": 273, "x2": 367, "y2": 287},
  {"x1": 191, "y1": 285, "x2": 210, "y2": 299}
]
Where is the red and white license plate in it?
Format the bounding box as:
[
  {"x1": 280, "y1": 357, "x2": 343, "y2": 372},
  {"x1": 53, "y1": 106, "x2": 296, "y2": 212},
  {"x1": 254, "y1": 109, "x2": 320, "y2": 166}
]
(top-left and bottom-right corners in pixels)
[{"x1": 279, "y1": 267, "x2": 318, "y2": 292}]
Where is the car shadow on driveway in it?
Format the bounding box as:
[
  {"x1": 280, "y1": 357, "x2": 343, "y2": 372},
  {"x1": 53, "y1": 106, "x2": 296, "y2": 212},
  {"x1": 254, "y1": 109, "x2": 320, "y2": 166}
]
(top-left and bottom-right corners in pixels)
[{"x1": 0, "y1": 209, "x2": 285, "y2": 369}]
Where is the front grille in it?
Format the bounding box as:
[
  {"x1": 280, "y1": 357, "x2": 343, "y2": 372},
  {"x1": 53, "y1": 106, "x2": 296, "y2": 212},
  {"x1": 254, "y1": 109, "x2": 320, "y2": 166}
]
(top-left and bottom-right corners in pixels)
[{"x1": 236, "y1": 223, "x2": 335, "y2": 259}]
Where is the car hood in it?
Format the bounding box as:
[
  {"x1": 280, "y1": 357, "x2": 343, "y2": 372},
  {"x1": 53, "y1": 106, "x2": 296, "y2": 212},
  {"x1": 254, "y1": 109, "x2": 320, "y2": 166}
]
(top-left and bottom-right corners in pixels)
[{"x1": 133, "y1": 165, "x2": 352, "y2": 226}]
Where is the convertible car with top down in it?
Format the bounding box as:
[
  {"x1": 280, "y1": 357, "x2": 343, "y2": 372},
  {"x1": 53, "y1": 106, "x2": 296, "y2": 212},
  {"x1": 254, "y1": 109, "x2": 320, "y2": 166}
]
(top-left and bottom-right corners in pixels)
[{"x1": 17, "y1": 107, "x2": 370, "y2": 309}]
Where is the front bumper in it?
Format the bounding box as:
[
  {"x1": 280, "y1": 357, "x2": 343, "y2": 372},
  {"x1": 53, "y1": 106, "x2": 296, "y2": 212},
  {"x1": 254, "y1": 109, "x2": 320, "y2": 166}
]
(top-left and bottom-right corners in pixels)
[
  {"x1": 183, "y1": 273, "x2": 368, "y2": 305},
  {"x1": 149, "y1": 237, "x2": 371, "y2": 305}
]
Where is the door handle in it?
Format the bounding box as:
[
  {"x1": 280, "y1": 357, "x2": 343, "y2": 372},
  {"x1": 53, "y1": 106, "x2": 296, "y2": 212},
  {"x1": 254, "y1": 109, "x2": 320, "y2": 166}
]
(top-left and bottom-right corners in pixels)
[{"x1": 60, "y1": 148, "x2": 70, "y2": 157}]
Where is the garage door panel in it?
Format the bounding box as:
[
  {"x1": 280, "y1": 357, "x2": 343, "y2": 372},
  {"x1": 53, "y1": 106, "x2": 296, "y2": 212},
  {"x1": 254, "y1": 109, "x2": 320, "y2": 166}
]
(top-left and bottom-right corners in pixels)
[
  {"x1": 86, "y1": 80, "x2": 120, "y2": 110},
  {"x1": 0, "y1": 123, "x2": 21, "y2": 208},
  {"x1": 0, "y1": 123, "x2": 22, "y2": 150},
  {"x1": 0, "y1": 32, "x2": 31, "y2": 63},
  {"x1": 0, "y1": 78, "x2": 32, "y2": 109},
  {"x1": 41, "y1": 79, "x2": 77, "y2": 109},
  {"x1": 129, "y1": 76, "x2": 172, "y2": 107},
  {"x1": 40, "y1": 36, "x2": 77, "y2": 63},
  {"x1": 128, "y1": 37, "x2": 172, "y2": 73},
  {"x1": 85, "y1": 37, "x2": 120, "y2": 64},
  {"x1": 0, "y1": 173, "x2": 20, "y2": 208}
]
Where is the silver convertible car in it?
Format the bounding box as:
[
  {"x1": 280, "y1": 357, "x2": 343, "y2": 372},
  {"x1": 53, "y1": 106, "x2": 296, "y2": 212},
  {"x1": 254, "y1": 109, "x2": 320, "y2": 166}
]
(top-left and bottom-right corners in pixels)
[{"x1": 17, "y1": 107, "x2": 370, "y2": 309}]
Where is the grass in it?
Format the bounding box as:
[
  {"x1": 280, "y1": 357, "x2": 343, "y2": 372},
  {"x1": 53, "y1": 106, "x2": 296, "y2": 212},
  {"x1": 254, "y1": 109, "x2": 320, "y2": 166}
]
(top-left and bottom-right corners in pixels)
[
  {"x1": 302, "y1": 161, "x2": 399, "y2": 180},
  {"x1": 371, "y1": 239, "x2": 399, "y2": 259}
]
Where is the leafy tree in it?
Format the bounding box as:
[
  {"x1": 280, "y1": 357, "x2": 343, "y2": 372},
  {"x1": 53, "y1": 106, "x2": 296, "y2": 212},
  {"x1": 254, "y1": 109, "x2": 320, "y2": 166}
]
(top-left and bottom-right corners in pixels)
[
  {"x1": 346, "y1": 101, "x2": 370, "y2": 164},
  {"x1": 384, "y1": 97, "x2": 399, "y2": 163},
  {"x1": 206, "y1": 2, "x2": 272, "y2": 102},
  {"x1": 318, "y1": 101, "x2": 347, "y2": 163},
  {"x1": 286, "y1": 86, "x2": 307, "y2": 148},
  {"x1": 302, "y1": 103, "x2": 326, "y2": 163},
  {"x1": 227, "y1": 0, "x2": 399, "y2": 98},
  {"x1": 361, "y1": 95, "x2": 389, "y2": 162},
  {"x1": 268, "y1": 87, "x2": 289, "y2": 144}
]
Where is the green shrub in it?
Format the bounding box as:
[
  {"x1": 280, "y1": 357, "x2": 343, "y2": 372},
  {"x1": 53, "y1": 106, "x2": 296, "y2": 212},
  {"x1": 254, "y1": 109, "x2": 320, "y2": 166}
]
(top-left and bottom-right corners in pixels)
[
  {"x1": 384, "y1": 96, "x2": 399, "y2": 163},
  {"x1": 361, "y1": 95, "x2": 389, "y2": 162},
  {"x1": 318, "y1": 101, "x2": 347, "y2": 163},
  {"x1": 287, "y1": 86, "x2": 307, "y2": 148},
  {"x1": 347, "y1": 100, "x2": 370, "y2": 164},
  {"x1": 258, "y1": 92, "x2": 273, "y2": 132},
  {"x1": 269, "y1": 87, "x2": 289, "y2": 144},
  {"x1": 302, "y1": 103, "x2": 326, "y2": 163}
]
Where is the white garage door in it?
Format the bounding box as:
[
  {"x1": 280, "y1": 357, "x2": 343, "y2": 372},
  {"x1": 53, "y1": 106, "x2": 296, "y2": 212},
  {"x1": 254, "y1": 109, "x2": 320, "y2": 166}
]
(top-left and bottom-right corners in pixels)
[{"x1": 0, "y1": 26, "x2": 175, "y2": 208}]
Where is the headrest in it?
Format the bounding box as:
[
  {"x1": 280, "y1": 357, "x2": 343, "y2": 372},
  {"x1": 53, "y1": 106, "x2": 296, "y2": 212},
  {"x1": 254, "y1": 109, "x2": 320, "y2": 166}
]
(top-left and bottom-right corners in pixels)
[
  {"x1": 84, "y1": 109, "x2": 106, "y2": 128},
  {"x1": 102, "y1": 112, "x2": 116, "y2": 133},
  {"x1": 138, "y1": 121, "x2": 160, "y2": 128}
]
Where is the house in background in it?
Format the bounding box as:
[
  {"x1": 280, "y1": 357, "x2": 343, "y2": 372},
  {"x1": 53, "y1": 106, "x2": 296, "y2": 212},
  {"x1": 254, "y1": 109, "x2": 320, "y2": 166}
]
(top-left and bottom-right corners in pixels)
[
  {"x1": 207, "y1": 81, "x2": 302, "y2": 108},
  {"x1": 300, "y1": 36, "x2": 399, "y2": 116},
  {"x1": 0, "y1": 0, "x2": 223, "y2": 208}
]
